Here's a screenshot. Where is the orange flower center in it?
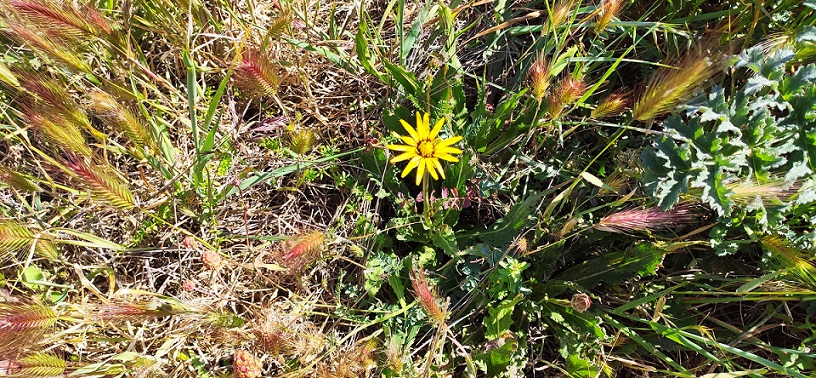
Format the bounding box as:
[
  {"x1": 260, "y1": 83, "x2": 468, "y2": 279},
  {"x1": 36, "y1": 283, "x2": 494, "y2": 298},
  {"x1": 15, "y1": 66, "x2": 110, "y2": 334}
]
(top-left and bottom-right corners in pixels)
[{"x1": 418, "y1": 140, "x2": 434, "y2": 157}]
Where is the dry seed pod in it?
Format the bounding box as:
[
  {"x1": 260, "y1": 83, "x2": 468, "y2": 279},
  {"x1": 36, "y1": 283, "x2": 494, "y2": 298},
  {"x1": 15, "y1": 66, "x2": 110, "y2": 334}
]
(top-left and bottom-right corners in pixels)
[{"x1": 233, "y1": 350, "x2": 262, "y2": 378}]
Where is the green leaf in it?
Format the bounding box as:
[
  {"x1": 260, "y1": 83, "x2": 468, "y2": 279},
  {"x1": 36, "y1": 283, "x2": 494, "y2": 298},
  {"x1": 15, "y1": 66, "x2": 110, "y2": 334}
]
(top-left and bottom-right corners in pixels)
[
  {"x1": 555, "y1": 243, "x2": 669, "y2": 287},
  {"x1": 458, "y1": 192, "x2": 542, "y2": 247},
  {"x1": 474, "y1": 90, "x2": 528, "y2": 152},
  {"x1": 382, "y1": 59, "x2": 422, "y2": 105},
  {"x1": 567, "y1": 355, "x2": 609, "y2": 378},
  {"x1": 580, "y1": 172, "x2": 606, "y2": 190},
  {"x1": 780, "y1": 64, "x2": 816, "y2": 99},
  {"x1": 20, "y1": 265, "x2": 45, "y2": 291},
  {"x1": 540, "y1": 302, "x2": 606, "y2": 359},
  {"x1": 355, "y1": 16, "x2": 385, "y2": 81},
  {"x1": 431, "y1": 224, "x2": 459, "y2": 257},
  {"x1": 484, "y1": 294, "x2": 523, "y2": 340},
  {"x1": 474, "y1": 336, "x2": 518, "y2": 377},
  {"x1": 364, "y1": 250, "x2": 401, "y2": 296}
]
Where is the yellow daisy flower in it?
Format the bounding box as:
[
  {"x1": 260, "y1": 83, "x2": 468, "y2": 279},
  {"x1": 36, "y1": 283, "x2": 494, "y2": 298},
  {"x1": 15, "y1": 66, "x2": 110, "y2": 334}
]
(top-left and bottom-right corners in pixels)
[{"x1": 387, "y1": 112, "x2": 463, "y2": 186}]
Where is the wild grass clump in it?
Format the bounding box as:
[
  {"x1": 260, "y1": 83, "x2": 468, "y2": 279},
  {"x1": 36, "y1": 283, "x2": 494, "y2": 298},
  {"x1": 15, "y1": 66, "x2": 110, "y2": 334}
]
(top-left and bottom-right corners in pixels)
[{"x1": 0, "y1": 0, "x2": 814, "y2": 376}]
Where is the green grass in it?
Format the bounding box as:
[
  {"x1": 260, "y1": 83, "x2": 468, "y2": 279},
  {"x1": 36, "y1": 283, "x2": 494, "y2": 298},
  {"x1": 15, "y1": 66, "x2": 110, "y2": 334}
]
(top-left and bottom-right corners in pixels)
[{"x1": 0, "y1": 0, "x2": 815, "y2": 377}]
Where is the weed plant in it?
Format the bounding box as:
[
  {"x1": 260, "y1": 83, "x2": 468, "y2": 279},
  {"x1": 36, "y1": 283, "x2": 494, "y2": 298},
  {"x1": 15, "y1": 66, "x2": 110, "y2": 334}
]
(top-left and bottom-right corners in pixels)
[{"x1": 0, "y1": 0, "x2": 815, "y2": 377}]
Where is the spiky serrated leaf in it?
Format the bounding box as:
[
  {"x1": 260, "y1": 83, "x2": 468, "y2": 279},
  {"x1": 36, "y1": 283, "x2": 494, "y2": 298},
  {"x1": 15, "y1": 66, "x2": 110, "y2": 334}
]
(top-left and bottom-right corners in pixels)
[
  {"x1": 781, "y1": 64, "x2": 816, "y2": 98},
  {"x1": 737, "y1": 46, "x2": 793, "y2": 78},
  {"x1": 783, "y1": 85, "x2": 816, "y2": 181},
  {"x1": 692, "y1": 164, "x2": 735, "y2": 216},
  {"x1": 643, "y1": 49, "x2": 815, "y2": 231},
  {"x1": 641, "y1": 137, "x2": 693, "y2": 209}
]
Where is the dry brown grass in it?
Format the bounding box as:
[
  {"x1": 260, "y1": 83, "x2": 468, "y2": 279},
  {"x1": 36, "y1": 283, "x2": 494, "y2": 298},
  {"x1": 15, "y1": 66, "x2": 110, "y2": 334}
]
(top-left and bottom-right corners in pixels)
[{"x1": 0, "y1": 0, "x2": 389, "y2": 376}]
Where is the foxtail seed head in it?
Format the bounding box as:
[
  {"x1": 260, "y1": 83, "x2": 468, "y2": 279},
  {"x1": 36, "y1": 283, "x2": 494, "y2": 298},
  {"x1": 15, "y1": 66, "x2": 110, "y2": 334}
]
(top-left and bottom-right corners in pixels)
[
  {"x1": 760, "y1": 235, "x2": 816, "y2": 289},
  {"x1": 0, "y1": 302, "x2": 57, "y2": 356},
  {"x1": 595, "y1": 205, "x2": 698, "y2": 234},
  {"x1": 548, "y1": 0, "x2": 574, "y2": 31},
  {"x1": 0, "y1": 166, "x2": 39, "y2": 192},
  {"x1": 528, "y1": 54, "x2": 551, "y2": 102},
  {"x1": 591, "y1": 91, "x2": 629, "y2": 118},
  {"x1": 278, "y1": 231, "x2": 325, "y2": 272},
  {"x1": 632, "y1": 45, "x2": 721, "y2": 122},
  {"x1": 410, "y1": 268, "x2": 446, "y2": 325},
  {"x1": 595, "y1": 0, "x2": 624, "y2": 32},
  {"x1": 233, "y1": 49, "x2": 280, "y2": 98},
  {"x1": 547, "y1": 76, "x2": 587, "y2": 118},
  {"x1": 62, "y1": 156, "x2": 135, "y2": 210}
]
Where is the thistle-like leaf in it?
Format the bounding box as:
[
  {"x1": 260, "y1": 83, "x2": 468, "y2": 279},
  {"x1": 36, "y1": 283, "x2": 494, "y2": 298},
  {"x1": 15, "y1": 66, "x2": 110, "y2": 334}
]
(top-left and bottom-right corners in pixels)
[{"x1": 63, "y1": 156, "x2": 135, "y2": 210}]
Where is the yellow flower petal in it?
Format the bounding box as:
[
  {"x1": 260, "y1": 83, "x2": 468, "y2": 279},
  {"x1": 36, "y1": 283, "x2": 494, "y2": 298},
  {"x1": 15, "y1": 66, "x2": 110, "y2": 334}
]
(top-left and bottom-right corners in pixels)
[
  {"x1": 436, "y1": 153, "x2": 460, "y2": 162},
  {"x1": 389, "y1": 111, "x2": 463, "y2": 186},
  {"x1": 391, "y1": 151, "x2": 417, "y2": 163},
  {"x1": 399, "y1": 135, "x2": 418, "y2": 146},
  {"x1": 386, "y1": 144, "x2": 415, "y2": 152},
  {"x1": 429, "y1": 117, "x2": 445, "y2": 140},
  {"x1": 436, "y1": 146, "x2": 463, "y2": 155},
  {"x1": 415, "y1": 112, "x2": 428, "y2": 139},
  {"x1": 427, "y1": 159, "x2": 439, "y2": 180},
  {"x1": 399, "y1": 119, "x2": 419, "y2": 141},
  {"x1": 401, "y1": 156, "x2": 421, "y2": 178},
  {"x1": 423, "y1": 113, "x2": 431, "y2": 138},
  {"x1": 415, "y1": 159, "x2": 426, "y2": 186},
  {"x1": 436, "y1": 136, "x2": 463, "y2": 147},
  {"x1": 432, "y1": 158, "x2": 446, "y2": 179}
]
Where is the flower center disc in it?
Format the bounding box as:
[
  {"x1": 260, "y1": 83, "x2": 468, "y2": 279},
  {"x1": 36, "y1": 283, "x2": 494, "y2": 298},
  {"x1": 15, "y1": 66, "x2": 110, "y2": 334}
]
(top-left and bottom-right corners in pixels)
[{"x1": 418, "y1": 141, "x2": 434, "y2": 157}]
